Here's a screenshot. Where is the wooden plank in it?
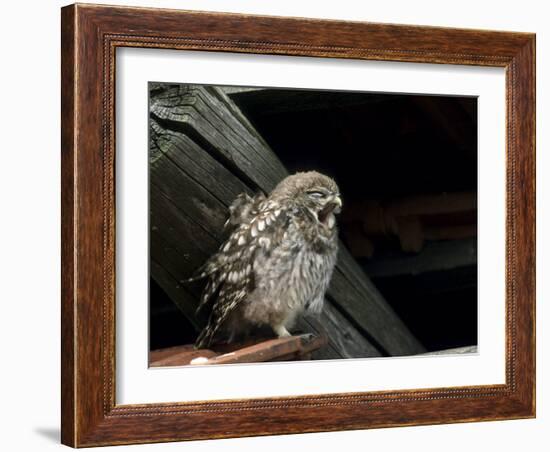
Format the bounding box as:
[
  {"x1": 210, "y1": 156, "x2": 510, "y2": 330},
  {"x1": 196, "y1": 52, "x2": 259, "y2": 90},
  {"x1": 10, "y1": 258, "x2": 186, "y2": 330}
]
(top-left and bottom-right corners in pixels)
[
  {"x1": 149, "y1": 345, "x2": 218, "y2": 367},
  {"x1": 149, "y1": 334, "x2": 327, "y2": 366}
]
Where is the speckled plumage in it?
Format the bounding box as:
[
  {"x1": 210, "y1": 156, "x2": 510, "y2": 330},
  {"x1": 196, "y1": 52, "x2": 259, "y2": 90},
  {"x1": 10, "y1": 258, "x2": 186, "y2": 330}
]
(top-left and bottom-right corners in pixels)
[{"x1": 192, "y1": 171, "x2": 342, "y2": 349}]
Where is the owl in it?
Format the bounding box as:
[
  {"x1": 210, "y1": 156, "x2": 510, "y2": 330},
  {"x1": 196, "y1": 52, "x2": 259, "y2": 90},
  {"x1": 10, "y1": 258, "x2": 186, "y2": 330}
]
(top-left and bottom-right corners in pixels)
[{"x1": 190, "y1": 171, "x2": 342, "y2": 349}]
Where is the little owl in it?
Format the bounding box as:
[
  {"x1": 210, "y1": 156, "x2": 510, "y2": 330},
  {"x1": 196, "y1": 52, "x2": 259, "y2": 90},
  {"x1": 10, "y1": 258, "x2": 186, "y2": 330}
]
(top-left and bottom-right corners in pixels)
[{"x1": 190, "y1": 171, "x2": 342, "y2": 349}]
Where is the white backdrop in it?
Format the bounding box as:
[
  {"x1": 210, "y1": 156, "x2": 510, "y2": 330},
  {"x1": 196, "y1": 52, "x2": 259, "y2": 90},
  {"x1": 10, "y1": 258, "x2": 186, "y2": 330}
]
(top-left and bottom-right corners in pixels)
[{"x1": 0, "y1": 0, "x2": 546, "y2": 451}]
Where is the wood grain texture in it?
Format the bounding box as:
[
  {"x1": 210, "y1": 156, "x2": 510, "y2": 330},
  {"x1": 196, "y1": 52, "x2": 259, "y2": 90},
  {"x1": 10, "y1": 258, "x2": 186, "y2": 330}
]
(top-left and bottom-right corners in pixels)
[{"x1": 61, "y1": 3, "x2": 535, "y2": 447}]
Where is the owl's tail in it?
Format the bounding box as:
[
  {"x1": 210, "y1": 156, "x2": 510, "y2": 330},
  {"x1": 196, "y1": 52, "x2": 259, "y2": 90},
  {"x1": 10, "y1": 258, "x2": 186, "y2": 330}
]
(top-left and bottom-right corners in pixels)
[
  {"x1": 194, "y1": 325, "x2": 216, "y2": 350},
  {"x1": 194, "y1": 288, "x2": 245, "y2": 349}
]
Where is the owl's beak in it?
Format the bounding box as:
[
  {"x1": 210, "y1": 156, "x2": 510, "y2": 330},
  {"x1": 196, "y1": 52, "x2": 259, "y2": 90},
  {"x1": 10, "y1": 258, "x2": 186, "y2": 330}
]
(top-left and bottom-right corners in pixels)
[
  {"x1": 328, "y1": 195, "x2": 342, "y2": 214},
  {"x1": 318, "y1": 195, "x2": 342, "y2": 225}
]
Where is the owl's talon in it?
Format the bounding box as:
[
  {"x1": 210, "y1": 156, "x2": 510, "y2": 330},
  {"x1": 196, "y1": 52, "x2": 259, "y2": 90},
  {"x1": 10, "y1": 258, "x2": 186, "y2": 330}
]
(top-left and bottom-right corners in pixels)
[{"x1": 274, "y1": 325, "x2": 291, "y2": 338}]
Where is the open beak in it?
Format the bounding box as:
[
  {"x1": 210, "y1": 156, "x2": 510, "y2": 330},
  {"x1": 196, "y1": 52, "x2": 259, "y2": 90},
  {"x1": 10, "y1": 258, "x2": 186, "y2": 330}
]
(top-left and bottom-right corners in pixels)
[{"x1": 318, "y1": 195, "x2": 342, "y2": 225}]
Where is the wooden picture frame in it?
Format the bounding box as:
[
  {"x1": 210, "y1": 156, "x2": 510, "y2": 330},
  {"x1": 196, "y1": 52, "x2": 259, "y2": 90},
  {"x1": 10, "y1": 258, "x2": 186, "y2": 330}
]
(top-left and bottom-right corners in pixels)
[{"x1": 61, "y1": 3, "x2": 535, "y2": 447}]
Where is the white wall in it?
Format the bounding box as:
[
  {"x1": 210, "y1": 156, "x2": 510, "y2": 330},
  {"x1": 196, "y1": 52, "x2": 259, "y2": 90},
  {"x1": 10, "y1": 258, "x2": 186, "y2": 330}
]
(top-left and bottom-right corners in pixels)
[{"x1": 0, "y1": 1, "x2": 546, "y2": 451}]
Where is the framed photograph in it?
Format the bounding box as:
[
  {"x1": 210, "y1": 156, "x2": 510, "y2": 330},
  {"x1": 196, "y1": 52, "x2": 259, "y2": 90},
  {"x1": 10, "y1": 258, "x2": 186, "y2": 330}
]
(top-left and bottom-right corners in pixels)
[{"x1": 61, "y1": 3, "x2": 535, "y2": 447}]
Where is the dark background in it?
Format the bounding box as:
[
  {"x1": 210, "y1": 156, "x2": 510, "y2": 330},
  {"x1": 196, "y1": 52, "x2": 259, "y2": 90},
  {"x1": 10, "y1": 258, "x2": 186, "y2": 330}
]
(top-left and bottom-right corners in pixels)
[{"x1": 150, "y1": 87, "x2": 478, "y2": 353}]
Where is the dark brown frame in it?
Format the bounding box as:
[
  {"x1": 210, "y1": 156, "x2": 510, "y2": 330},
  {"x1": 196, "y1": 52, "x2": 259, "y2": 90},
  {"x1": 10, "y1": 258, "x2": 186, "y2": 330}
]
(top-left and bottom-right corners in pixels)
[{"x1": 61, "y1": 3, "x2": 536, "y2": 447}]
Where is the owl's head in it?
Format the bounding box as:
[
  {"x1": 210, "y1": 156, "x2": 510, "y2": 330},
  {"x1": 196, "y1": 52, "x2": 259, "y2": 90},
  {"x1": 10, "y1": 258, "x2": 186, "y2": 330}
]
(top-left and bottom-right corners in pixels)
[{"x1": 273, "y1": 171, "x2": 342, "y2": 228}]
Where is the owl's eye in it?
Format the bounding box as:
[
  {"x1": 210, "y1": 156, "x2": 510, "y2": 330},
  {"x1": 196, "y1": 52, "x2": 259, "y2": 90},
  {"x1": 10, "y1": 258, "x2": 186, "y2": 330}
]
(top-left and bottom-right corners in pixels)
[{"x1": 307, "y1": 190, "x2": 326, "y2": 199}]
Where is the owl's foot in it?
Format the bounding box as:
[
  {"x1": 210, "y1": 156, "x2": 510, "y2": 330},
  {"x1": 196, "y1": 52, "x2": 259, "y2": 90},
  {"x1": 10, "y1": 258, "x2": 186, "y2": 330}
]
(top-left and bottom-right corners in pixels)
[{"x1": 273, "y1": 325, "x2": 291, "y2": 338}]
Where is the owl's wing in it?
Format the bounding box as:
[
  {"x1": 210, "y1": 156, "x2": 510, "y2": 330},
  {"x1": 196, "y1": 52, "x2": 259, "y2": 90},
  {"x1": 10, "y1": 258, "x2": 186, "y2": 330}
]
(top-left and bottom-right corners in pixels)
[
  {"x1": 224, "y1": 192, "x2": 266, "y2": 229},
  {"x1": 194, "y1": 201, "x2": 288, "y2": 349},
  {"x1": 186, "y1": 192, "x2": 265, "y2": 285},
  {"x1": 189, "y1": 192, "x2": 274, "y2": 305}
]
